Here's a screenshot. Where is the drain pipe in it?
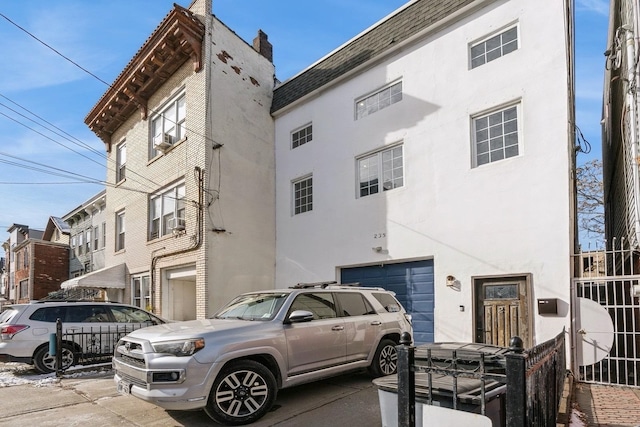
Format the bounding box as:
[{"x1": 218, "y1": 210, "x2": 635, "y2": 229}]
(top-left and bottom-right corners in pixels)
[
  {"x1": 632, "y1": 2, "x2": 640, "y2": 250},
  {"x1": 150, "y1": 166, "x2": 204, "y2": 314}
]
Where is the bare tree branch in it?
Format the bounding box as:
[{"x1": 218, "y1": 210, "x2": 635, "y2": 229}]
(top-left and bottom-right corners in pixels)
[{"x1": 576, "y1": 158, "x2": 604, "y2": 238}]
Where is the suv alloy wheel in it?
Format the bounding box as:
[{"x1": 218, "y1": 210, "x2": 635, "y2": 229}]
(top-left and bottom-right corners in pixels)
[{"x1": 204, "y1": 360, "x2": 278, "y2": 426}]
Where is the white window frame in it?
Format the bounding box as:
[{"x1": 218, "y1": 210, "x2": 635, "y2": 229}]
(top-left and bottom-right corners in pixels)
[
  {"x1": 472, "y1": 103, "x2": 521, "y2": 167},
  {"x1": 355, "y1": 81, "x2": 402, "y2": 120},
  {"x1": 470, "y1": 24, "x2": 518, "y2": 69},
  {"x1": 292, "y1": 175, "x2": 313, "y2": 215},
  {"x1": 115, "y1": 210, "x2": 125, "y2": 252},
  {"x1": 150, "y1": 91, "x2": 186, "y2": 157},
  {"x1": 132, "y1": 274, "x2": 152, "y2": 311},
  {"x1": 357, "y1": 144, "x2": 404, "y2": 198},
  {"x1": 291, "y1": 123, "x2": 313, "y2": 149},
  {"x1": 85, "y1": 228, "x2": 91, "y2": 253},
  {"x1": 93, "y1": 226, "x2": 99, "y2": 251},
  {"x1": 149, "y1": 182, "x2": 186, "y2": 240},
  {"x1": 78, "y1": 232, "x2": 84, "y2": 255},
  {"x1": 116, "y1": 141, "x2": 126, "y2": 182}
]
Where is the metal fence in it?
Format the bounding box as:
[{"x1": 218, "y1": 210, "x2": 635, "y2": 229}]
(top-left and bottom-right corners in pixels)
[
  {"x1": 572, "y1": 239, "x2": 640, "y2": 387},
  {"x1": 53, "y1": 319, "x2": 149, "y2": 376},
  {"x1": 397, "y1": 330, "x2": 566, "y2": 427}
]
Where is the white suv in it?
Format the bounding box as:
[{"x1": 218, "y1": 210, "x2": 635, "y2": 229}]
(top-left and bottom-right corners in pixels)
[
  {"x1": 0, "y1": 301, "x2": 164, "y2": 373},
  {"x1": 113, "y1": 283, "x2": 412, "y2": 425}
]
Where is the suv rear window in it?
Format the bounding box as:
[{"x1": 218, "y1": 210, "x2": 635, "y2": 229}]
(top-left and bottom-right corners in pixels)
[
  {"x1": 336, "y1": 293, "x2": 376, "y2": 316},
  {"x1": 0, "y1": 308, "x2": 19, "y2": 324},
  {"x1": 372, "y1": 292, "x2": 401, "y2": 313}
]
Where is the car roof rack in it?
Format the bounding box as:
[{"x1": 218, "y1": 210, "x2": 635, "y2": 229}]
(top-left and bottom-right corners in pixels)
[
  {"x1": 292, "y1": 281, "x2": 337, "y2": 289},
  {"x1": 291, "y1": 281, "x2": 362, "y2": 289}
]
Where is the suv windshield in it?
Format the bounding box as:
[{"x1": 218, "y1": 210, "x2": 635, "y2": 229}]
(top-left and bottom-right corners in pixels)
[{"x1": 214, "y1": 293, "x2": 289, "y2": 321}]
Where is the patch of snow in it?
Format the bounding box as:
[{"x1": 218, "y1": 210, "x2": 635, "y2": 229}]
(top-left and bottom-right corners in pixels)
[{"x1": 0, "y1": 362, "x2": 112, "y2": 387}]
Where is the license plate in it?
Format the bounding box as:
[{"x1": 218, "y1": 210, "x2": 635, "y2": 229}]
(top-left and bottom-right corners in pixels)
[{"x1": 117, "y1": 380, "x2": 131, "y2": 395}]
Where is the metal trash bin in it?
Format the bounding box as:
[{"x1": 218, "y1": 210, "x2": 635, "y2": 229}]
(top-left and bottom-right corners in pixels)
[{"x1": 373, "y1": 342, "x2": 509, "y2": 427}]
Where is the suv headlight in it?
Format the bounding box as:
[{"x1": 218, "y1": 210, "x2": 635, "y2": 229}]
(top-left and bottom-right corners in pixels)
[{"x1": 152, "y1": 338, "x2": 205, "y2": 356}]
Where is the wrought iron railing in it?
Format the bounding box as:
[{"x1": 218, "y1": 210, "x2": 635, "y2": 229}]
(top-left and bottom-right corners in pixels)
[
  {"x1": 52, "y1": 319, "x2": 151, "y2": 376},
  {"x1": 397, "y1": 330, "x2": 566, "y2": 426}
]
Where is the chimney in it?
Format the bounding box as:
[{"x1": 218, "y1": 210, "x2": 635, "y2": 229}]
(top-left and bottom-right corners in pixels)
[{"x1": 253, "y1": 29, "x2": 273, "y2": 63}]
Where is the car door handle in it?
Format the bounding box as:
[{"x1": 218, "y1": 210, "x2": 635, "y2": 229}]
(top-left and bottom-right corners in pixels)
[
  {"x1": 370, "y1": 321, "x2": 382, "y2": 326},
  {"x1": 332, "y1": 325, "x2": 344, "y2": 331}
]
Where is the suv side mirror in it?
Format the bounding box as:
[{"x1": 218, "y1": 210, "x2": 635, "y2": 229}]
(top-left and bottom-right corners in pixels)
[{"x1": 288, "y1": 310, "x2": 314, "y2": 323}]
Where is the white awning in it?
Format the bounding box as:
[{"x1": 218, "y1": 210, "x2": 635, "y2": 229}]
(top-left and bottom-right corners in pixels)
[{"x1": 61, "y1": 263, "x2": 126, "y2": 289}]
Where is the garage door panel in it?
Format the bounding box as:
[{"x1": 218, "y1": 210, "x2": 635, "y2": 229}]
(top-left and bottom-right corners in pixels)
[{"x1": 341, "y1": 260, "x2": 434, "y2": 344}]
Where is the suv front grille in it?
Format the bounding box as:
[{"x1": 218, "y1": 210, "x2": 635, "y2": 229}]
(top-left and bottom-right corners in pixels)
[
  {"x1": 117, "y1": 353, "x2": 146, "y2": 368},
  {"x1": 117, "y1": 371, "x2": 148, "y2": 389}
]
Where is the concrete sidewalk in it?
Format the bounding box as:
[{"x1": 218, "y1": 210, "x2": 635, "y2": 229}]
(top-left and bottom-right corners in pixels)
[{"x1": 0, "y1": 370, "x2": 381, "y2": 426}]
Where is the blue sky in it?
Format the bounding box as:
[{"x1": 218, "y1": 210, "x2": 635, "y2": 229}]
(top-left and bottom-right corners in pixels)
[{"x1": 0, "y1": 0, "x2": 609, "y2": 234}]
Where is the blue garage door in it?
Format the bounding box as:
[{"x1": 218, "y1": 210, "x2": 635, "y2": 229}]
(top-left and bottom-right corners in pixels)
[{"x1": 341, "y1": 260, "x2": 434, "y2": 344}]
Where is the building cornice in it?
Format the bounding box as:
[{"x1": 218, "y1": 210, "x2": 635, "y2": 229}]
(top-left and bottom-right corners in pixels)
[{"x1": 84, "y1": 4, "x2": 205, "y2": 150}]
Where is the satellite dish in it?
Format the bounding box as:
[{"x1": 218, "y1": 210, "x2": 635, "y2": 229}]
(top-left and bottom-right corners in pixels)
[{"x1": 575, "y1": 297, "x2": 615, "y2": 366}]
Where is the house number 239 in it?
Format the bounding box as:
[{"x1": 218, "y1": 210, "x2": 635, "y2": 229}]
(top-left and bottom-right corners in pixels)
[{"x1": 374, "y1": 233, "x2": 386, "y2": 239}]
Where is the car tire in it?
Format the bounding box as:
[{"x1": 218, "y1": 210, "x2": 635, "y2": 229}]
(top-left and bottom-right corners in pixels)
[
  {"x1": 204, "y1": 360, "x2": 277, "y2": 426},
  {"x1": 33, "y1": 343, "x2": 76, "y2": 374},
  {"x1": 369, "y1": 338, "x2": 398, "y2": 377}
]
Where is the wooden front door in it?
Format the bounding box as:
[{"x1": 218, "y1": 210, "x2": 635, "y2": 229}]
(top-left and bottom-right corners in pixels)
[{"x1": 475, "y1": 277, "x2": 530, "y2": 348}]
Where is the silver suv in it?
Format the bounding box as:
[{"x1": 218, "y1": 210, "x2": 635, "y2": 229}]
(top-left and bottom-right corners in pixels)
[
  {"x1": 0, "y1": 301, "x2": 164, "y2": 373},
  {"x1": 113, "y1": 283, "x2": 412, "y2": 425}
]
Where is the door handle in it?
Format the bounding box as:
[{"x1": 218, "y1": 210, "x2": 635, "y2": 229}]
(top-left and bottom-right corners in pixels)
[
  {"x1": 370, "y1": 321, "x2": 382, "y2": 326},
  {"x1": 331, "y1": 325, "x2": 344, "y2": 331}
]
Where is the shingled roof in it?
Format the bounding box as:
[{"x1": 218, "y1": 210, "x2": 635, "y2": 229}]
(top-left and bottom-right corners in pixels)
[{"x1": 272, "y1": 0, "x2": 475, "y2": 114}]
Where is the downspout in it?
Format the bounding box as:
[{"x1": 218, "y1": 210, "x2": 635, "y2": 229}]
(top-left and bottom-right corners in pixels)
[
  {"x1": 150, "y1": 166, "x2": 204, "y2": 314},
  {"x1": 632, "y1": 1, "x2": 640, "y2": 251}
]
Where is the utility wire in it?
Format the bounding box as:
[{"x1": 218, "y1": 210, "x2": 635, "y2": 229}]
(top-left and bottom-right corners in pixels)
[
  {"x1": 0, "y1": 93, "x2": 163, "y2": 191},
  {"x1": 0, "y1": 12, "x2": 111, "y2": 87},
  {"x1": 0, "y1": 151, "x2": 186, "y2": 202},
  {"x1": 0, "y1": 10, "x2": 221, "y2": 148},
  {"x1": 0, "y1": 111, "x2": 105, "y2": 169}
]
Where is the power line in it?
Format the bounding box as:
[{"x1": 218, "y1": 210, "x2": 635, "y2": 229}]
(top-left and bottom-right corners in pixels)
[
  {"x1": 0, "y1": 151, "x2": 187, "y2": 201},
  {"x1": 0, "y1": 10, "x2": 220, "y2": 149},
  {"x1": 0, "y1": 12, "x2": 111, "y2": 87},
  {"x1": 0, "y1": 94, "x2": 164, "y2": 192}
]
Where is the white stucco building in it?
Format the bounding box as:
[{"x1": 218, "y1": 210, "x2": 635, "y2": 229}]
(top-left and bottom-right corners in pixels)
[{"x1": 273, "y1": 0, "x2": 576, "y2": 346}]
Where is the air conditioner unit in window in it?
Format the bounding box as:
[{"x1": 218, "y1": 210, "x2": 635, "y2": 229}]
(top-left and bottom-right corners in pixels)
[
  {"x1": 170, "y1": 217, "x2": 186, "y2": 235},
  {"x1": 153, "y1": 133, "x2": 173, "y2": 152}
]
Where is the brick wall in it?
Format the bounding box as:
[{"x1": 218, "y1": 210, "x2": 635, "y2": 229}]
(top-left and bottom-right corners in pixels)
[{"x1": 32, "y1": 242, "x2": 69, "y2": 300}]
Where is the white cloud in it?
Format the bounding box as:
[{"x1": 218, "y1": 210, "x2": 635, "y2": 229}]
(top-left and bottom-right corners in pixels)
[{"x1": 576, "y1": 0, "x2": 609, "y2": 16}]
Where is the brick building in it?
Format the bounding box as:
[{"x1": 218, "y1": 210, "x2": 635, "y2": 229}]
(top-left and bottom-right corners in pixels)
[
  {"x1": 84, "y1": 0, "x2": 275, "y2": 319},
  {"x1": 14, "y1": 239, "x2": 69, "y2": 303}
]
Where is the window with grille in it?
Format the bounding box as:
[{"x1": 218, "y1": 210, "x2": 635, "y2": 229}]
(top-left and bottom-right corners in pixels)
[
  {"x1": 470, "y1": 26, "x2": 518, "y2": 69},
  {"x1": 358, "y1": 145, "x2": 404, "y2": 197},
  {"x1": 293, "y1": 176, "x2": 313, "y2": 215},
  {"x1": 472, "y1": 104, "x2": 519, "y2": 167},
  {"x1": 292, "y1": 124, "x2": 312, "y2": 149},
  {"x1": 355, "y1": 82, "x2": 402, "y2": 120}
]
